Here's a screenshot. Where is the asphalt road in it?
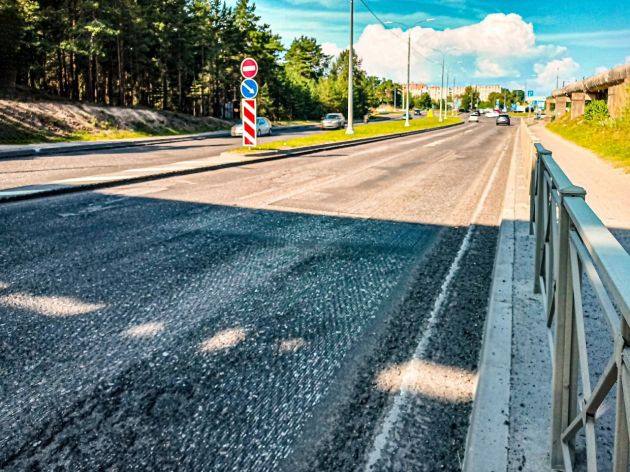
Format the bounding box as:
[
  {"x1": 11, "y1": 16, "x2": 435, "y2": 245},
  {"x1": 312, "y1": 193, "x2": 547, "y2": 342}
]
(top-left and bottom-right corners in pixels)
[
  {"x1": 0, "y1": 126, "x2": 322, "y2": 191},
  {"x1": 0, "y1": 117, "x2": 515, "y2": 470}
]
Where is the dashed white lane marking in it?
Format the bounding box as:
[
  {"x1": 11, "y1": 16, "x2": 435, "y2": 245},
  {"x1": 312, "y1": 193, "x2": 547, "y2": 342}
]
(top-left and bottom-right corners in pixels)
[
  {"x1": 0, "y1": 189, "x2": 42, "y2": 196},
  {"x1": 464, "y1": 129, "x2": 475, "y2": 134},
  {"x1": 61, "y1": 175, "x2": 127, "y2": 182},
  {"x1": 424, "y1": 137, "x2": 452, "y2": 147},
  {"x1": 363, "y1": 136, "x2": 511, "y2": 472}
]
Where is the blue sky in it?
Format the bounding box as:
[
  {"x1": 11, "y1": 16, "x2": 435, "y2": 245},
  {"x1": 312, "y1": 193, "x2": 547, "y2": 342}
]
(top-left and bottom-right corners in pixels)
[{"x1": 229, "y1": 0, "x2": 630, "y2": 95}]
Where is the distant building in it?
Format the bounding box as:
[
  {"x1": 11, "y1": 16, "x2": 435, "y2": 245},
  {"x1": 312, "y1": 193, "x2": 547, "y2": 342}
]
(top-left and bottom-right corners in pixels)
[
  {"x1": 401, "y1": 82, "x2": 428, "y2": 98},
  {"x1": 402, "y1": 83, "x2": 502, "y2": 102}
]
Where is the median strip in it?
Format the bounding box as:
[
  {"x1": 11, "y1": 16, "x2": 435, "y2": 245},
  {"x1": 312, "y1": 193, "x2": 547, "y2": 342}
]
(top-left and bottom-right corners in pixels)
[{"x1": 0, "y1": 119, "x2": 463, "y2": 203}]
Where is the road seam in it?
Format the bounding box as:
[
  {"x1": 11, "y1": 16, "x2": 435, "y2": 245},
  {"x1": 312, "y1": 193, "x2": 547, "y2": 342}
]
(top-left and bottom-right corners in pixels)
[
  {"x1": 362, "y1": 127, "x2": 511, "y2": 471},
  {"x1": 462, "y1": 129, "x2": 519, "y2": 472}
]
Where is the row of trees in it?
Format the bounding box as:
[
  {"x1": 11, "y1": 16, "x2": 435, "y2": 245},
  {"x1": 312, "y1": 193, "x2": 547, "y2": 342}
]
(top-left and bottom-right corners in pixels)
[
  {"x1": 1, "y1": 0, "x2": 528, "y2": 120},
  {"x1": 0, "y1": 0, "x2": 406, "y2": 120}
]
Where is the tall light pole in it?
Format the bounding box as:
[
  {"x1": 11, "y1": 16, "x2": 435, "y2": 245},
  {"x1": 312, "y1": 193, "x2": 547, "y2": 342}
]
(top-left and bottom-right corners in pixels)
[
  {"x1": 383, "y1": 18, "x2": 435, "y2": 126},
  {"x1": 439, "y1": 53, "x2": 445, "y2": 122},
  {"x1": 405, "y1": 34, "x2": 411, "y2": 126},
  {"x1": 346, "y1": 0, "x2": 354, "y2": 135}
]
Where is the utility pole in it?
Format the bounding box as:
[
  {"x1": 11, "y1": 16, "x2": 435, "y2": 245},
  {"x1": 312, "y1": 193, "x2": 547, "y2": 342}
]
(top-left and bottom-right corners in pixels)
[
  {"x1": 439, "y1": 54, "x2": 445, "y2": 122},
  {"x1": 405, "y1": 34, "x2": 411, "y2": 127},
  {"x1": 346, "y1": 0, "x2": 354, "y2": 135}
]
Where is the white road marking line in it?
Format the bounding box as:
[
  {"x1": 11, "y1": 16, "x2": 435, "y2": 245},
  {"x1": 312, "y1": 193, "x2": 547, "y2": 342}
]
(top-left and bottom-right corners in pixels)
[
  {"x1": 424, "y1": 137, "x2": 451, "y2": 147},
  {"x1": 60, "y1": 175, "x2": 126, "y2": 182},
  {"x1": 0, "y1": 189, "x2": 39, "y2": 196},
  {"x1": 363, "y1": 137, "x2": 510, "y2": 472}
]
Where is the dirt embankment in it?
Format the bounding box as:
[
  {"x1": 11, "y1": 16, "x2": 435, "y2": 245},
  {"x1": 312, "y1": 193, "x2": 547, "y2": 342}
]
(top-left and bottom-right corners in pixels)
[{"x1": 0, "y1": 100, "x2": 232, "y2": 144}]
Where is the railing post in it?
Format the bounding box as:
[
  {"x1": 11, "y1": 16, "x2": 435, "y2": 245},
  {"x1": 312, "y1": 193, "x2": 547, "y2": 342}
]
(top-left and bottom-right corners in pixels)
[
  {"x1": 529, "y1": 137, "x2": 541, "y2": 236},
  {"x1": 533, "y1": 146, "x2": 551, "y2": 294},
  {"x1": 613, "y1": 326, "x2": 630, "y2": 471},
  {"x1": 550, "y1": 188, "x2": 586, "y2": 470}
]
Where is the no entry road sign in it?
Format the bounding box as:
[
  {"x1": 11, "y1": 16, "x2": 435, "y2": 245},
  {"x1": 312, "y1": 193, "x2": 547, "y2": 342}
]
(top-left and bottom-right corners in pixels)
[
  {"x1": 242, "y1": 98, "x2": 257, "y2": 147},
  {"x1": 240, "y1": 58, "x2": 258, "y2": 79},
  {"x1": 240, "y1": 78, "x2": 259, "y2": 99}
]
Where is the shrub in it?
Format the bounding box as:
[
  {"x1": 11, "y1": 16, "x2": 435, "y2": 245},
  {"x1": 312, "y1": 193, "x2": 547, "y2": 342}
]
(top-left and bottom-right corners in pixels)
[{"x1": 584, "y1": 100, "x2": 609, "y2": 122}]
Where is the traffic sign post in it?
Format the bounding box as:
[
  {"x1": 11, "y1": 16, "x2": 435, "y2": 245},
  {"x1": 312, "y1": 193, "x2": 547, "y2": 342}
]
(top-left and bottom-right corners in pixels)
[
  {"x1": 242, "y1": 98, "x2": 257, "y2": 147},
  {"x1": 240, "y1": 78, "x2": 258, "y2": 99},
  {"x1": 239, "y1": 57, "x2": 259, "y2": 147},
  {"x1": 240, "y1": 58, "x2": 258, "y2": 79}
]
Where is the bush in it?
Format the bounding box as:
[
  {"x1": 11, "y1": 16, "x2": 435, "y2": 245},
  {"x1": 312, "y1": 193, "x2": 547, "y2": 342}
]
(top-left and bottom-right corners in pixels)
[{"x1": 584, "y1": 100, "x2": 609, "y2": 122}]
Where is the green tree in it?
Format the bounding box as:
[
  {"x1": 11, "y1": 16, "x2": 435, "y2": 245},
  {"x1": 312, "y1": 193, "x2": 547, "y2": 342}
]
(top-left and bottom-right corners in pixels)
[
  {"x1": 460, "y1": 86, "x2": 480, "y2": 110},
  {"x1": 418, "y1": 92, "x2": 432, "y2": 109}
]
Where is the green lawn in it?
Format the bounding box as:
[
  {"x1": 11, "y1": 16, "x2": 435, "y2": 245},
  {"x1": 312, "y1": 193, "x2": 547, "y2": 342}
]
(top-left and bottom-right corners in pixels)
[
  {"x1": 236, "y1": 116, "x2": 461, "y2": 153},
  {"x1": 546, "y1": 115, "x2": 630, "y2": 171}
]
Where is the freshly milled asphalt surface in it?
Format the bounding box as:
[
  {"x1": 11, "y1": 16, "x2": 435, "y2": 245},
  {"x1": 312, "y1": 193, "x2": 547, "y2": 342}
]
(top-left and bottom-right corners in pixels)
[{"x1": 0, "y1": 118, "x2": 515, "y2": 471}]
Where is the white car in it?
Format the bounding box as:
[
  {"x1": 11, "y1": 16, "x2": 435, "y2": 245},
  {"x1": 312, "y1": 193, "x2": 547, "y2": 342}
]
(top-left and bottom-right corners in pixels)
[
  {"x1": 468, "y1": 114, "x2": 479, "y2": 123},
  {"x1": 231, "y1": 117, "x2": 273, "y2": 137},
  {"x1": 321, "y1": 113, "x2": 346, "y2": 129},
  {"x1": 485, "y1": 110, "x2": 499, "y2": 118}
]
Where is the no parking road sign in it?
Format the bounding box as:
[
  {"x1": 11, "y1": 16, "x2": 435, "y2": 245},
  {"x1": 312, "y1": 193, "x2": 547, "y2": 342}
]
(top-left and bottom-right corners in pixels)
[
  {"x1": 240, "y1": 58, "x2": 258, "y2": 79},
  {"x1": 240, "y1": 78, "x2": 259, "y2": 99},
  {"x1": 242, "y1": 98, "x2": 257, "y2": 147}
]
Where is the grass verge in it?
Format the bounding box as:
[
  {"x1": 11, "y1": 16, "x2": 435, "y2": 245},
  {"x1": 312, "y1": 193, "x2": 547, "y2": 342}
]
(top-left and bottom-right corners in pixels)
[
  {"x1": 235, "y1": 116, "x2": 461, "y2": 153},
  {"x1": 546, "y1": 115, "x2": 630, "y2": 171}
]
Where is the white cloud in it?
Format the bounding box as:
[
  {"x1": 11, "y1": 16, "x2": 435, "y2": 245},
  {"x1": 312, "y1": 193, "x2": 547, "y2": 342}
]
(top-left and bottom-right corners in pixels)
[
  {"x1": 321, "y1": 42, "x2": 342, "y2": 59},
  {"x1": 532, "y1": 57, "x2": 580, "y2": 93},
  {"x1": 354, "y1": 13, "x2": 569, "y2": 84},
  {"x1": 626, "y1": 56, "x2": 630, "y2": 64},
  {"x1": 595, "y1": 66, "x2": 608, "y2": 74},
  {"x1": 474, "y1": 59, "x2": 512, "y2": 78}
]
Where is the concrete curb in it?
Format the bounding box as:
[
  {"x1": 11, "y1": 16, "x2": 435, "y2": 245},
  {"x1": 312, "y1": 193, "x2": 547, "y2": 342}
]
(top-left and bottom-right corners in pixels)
[
  {"x1": 463, "y1": 126, "x2": 518, "y2": 472},
  {"x1": 0, "y1": 121, "x2": 464, "y2": 204},
  {"x1": 0, "y1": 124, "x2": 322, "y2": 160}
]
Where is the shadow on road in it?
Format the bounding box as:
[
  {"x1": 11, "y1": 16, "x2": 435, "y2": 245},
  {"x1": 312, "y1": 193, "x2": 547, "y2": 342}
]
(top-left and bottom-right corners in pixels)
[{"x1": 0, "y1": 192, "x2": 505, "y2": 471}]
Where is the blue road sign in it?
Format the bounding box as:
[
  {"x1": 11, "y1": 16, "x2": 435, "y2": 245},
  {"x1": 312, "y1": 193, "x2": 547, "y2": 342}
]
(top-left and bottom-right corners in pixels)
[
  {"x1": 527, "y1": 90, "x2": 534, "y2": 97},
  {"x1": 241, "y1": 79, "x2": 259, "y2": 99}
]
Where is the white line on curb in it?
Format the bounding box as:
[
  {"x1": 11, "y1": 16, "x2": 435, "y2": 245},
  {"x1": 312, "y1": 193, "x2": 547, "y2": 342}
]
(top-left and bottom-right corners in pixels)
[{"x1": 363, "y1": 135, "x2": 511, "y2": 472}]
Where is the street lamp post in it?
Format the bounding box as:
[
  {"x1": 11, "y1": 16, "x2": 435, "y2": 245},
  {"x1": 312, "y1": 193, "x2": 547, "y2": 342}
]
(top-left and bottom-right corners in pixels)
[
  {"x1": 405, "y1": 34, "x2": 411, "y2": 127},
  {"x1": 439, "y1": 53, "x2": 445, "y2": 122},
  {"x1": 346, "y1": 0, "x2": 354, "y2": 135}
]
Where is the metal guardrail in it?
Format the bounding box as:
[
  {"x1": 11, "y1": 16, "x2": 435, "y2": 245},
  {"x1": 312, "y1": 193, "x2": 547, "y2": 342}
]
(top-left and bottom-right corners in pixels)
[{"x1": 523, "y1": 121, "x2": 630, "y2": 471}]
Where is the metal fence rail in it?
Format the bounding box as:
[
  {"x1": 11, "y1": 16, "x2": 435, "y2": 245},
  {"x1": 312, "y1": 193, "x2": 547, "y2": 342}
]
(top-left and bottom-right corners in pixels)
[{"x1": 522, "y1": 121, "x2": 630, "y2": 471}]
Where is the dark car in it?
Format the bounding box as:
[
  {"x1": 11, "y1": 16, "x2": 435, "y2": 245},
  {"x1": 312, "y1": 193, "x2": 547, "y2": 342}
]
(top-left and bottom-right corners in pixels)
[
  {"x1": 496, "y1": 114, "x2": 510, "y2": 126},
  {"x1": 413, "y1": 108, "x2": 422, "y2": 116}
]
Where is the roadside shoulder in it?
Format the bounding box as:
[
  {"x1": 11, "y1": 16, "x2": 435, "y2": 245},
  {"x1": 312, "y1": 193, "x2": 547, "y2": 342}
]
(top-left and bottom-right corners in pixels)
[{"x1": 462, "y1": 124, "x2": 518, "y2": 472}]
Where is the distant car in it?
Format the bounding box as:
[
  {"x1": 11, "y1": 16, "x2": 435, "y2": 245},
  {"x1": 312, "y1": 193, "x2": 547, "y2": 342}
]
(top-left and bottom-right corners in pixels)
[
  {"x1": 496, "y1": 114, "x2": 510, "y2": 126},
  {"x1": 230, "y1": 117, "x2": 272, "y2": 137},
  {"x1": 413, "y1": 108, "x2": 422, "y2": 116},
  {"x1": 535, "y1": 112, "x2": 546, "y2": 120},
  {"x1": 485, "y1": 110, "x2": 499, "y2": 118},
  {"x1": 402, "y1": 112, "x2": 414, "y2": 120},
  {"x1": 468, "y1": 114, "x2": 479, "y2": 123},
  {"x1": 471, "y1": 110, "x2": 480, "y2": 116},
  {"x1": 321, "y1": 113, "x2": 346, "y2": 129}
]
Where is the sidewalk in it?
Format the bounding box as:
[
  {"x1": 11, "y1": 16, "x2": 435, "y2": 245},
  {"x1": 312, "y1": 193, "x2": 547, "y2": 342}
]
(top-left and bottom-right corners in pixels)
[
  {"x1": 466, "y1": 120, "x2": 630, "y2": 471},
  {"x1": 531, "y1": 122, "x2": 630, "y2": 231}
]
